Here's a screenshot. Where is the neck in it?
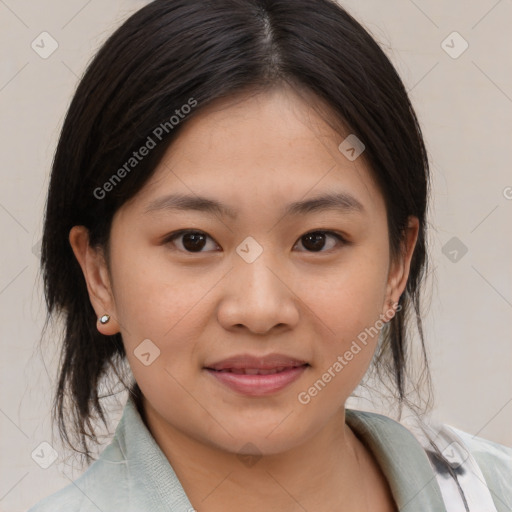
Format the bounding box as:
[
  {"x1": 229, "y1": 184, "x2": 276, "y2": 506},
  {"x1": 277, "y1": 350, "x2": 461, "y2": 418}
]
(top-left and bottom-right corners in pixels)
[{"x1": 140, "y1": 397, "x2": 372, "y2": 512}]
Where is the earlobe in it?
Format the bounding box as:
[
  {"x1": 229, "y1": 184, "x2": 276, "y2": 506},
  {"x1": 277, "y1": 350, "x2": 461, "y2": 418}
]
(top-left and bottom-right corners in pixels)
[
  {"x1": 382, "y1": 216, "x2": 420, "y2": 320},
  {"x1": 68, "y1": 226, "x2": 120, "y2": 335},
  {"x1": 95, "y1": 312, "x2": 119, "y2": 335}
]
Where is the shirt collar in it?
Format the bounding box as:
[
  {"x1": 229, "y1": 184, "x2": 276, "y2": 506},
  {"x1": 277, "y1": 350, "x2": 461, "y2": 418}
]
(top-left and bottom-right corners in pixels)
[
  {"x1": 113, "y1": 395, "x2": 446, "y2": 511},
  {"x1": 345, "y1": 408, "x2": 447, "y2": 512},
  {"x1": 113, "y1": 394, "x2": 196, "y2": 511}
]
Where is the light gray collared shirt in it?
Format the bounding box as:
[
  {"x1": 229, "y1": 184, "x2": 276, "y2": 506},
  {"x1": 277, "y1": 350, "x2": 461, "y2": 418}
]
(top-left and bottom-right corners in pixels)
[{"x1": 27, "y1": 395, "x2": 512, "y2": 511}]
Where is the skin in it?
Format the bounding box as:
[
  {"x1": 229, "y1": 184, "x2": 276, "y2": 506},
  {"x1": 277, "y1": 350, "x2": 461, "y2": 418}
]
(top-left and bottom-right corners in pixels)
[{"x1": 70, "y1": 84, "x2": 418, "y2": 512}]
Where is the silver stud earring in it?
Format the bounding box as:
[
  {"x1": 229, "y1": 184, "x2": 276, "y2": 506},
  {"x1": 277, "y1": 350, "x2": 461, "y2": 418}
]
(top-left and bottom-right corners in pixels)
[{"x1": 99, "y1": 314, "x2": 110, "y2": 324}]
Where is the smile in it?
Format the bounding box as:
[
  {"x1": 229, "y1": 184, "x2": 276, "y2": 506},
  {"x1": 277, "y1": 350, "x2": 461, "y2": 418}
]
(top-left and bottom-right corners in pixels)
[{"x1": 204, "y1": 354, "x2": 310, "y2": 396}]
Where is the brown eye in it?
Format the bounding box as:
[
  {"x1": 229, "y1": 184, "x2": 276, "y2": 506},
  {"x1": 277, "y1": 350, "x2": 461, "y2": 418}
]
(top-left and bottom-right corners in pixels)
[
  {"x1": 164, "y1": 229, "x2": 346, "y2": 254},
  {"x1": 165, "y1": 230, "x2": 219, "y2": 253},
  {"x1": 295, "y1": 231, "x2": 346, "y2": 253}
]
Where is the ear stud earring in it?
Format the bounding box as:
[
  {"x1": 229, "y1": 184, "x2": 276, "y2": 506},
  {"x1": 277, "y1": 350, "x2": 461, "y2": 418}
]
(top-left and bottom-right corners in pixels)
[{"x1": 99, "y1": 314, "x2": 111, "y2": 324}]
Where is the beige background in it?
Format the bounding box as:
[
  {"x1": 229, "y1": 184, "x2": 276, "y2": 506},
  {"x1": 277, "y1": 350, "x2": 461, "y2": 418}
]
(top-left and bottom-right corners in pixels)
[{"x1": 1, "y1": 1, "x2": 511, "y2": 511}]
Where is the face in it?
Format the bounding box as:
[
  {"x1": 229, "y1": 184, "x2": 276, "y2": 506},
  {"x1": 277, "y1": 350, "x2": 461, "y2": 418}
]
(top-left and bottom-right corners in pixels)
[{"x1": 71, "y1": 86, "x2": 418, "y2": 457}]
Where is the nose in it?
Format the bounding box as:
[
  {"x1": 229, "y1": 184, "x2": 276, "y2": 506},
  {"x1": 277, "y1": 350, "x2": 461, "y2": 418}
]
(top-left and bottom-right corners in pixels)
[{"x1": 216, "y1": 252, "x2": 300, "y2": 335}]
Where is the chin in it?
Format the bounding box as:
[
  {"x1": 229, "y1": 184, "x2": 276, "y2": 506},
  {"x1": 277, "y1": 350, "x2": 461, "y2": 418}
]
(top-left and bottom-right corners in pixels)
[{"x1": 200, "y1": 416, "x2": 313, "y2": 457}]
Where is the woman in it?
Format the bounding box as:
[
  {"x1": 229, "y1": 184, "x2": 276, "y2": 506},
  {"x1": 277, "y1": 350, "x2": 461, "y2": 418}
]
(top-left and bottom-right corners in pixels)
[{"x1": 29, "y1": 0, "x2": 511, "y2": 511}]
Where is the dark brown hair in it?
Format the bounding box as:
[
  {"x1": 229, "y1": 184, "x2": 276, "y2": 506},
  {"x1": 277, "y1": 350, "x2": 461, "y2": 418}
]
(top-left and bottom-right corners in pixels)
[{"x1": 40, "y1": 0, "x2": 433, "y2": 465}]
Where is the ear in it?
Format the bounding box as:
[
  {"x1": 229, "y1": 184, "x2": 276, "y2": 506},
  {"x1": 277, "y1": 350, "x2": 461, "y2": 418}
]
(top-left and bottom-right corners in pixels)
[
  {"x1": 381, "y1": 216, "x2": 420, "y2": 321},
  {"x1": 69, "y1": 225, "x2": 120, "y2": 335}
]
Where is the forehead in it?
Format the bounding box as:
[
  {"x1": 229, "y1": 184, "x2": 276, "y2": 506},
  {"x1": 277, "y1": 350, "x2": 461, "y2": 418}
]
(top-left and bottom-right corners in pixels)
[{"x1": 130, "y1": 86, "x2": 385, "y2": 220}]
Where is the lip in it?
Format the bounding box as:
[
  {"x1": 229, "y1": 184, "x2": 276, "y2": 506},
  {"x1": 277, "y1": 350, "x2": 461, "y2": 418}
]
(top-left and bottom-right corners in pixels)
[
  {"x1": 206, "y1": 353, "x2": 308, "y2": 371},
  {"x1": 204, "y1": 353, "x2": 309, "y2": 396}
]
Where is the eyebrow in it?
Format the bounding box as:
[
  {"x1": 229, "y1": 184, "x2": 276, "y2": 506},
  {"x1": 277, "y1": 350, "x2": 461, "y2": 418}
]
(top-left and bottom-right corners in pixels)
[{"x1": 143, "y1": 191, "x2": 365, "y2": 219}]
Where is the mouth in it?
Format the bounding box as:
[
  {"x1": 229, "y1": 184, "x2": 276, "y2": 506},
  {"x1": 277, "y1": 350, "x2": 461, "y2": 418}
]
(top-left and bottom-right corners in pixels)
[
  {"x1": 209, "y1": 366, "x2": 304, "y2": 375},
  {"x1": 204, "y1": 354, "x2": 310, "y2": 396}
]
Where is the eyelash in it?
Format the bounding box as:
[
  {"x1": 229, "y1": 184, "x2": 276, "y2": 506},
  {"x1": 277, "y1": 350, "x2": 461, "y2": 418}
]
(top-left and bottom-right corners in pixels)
[{"x1": 163, "y1": 229, "x2": 348, "y2": 254}]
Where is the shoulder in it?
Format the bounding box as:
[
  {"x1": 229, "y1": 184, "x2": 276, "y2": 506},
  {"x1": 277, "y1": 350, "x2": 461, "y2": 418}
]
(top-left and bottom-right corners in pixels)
[
  {"x1": 448, "y1": 426, "x2": 512, "y2": 509},
  {"x1": 347, "y1": 408, "x2": 512, "y2": 511},
  {"x1": 27, "y1": 440, "x2": 129, "y2": 512},
  {"x1": 451, "y1": 425, "x2": 512, "y2": 469},
  {"x1": 410, "y1": 418, "x2": 512, "y2": 512}
]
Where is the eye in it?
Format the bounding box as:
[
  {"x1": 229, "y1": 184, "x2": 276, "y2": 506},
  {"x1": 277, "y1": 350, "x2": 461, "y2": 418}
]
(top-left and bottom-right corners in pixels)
[
  {"x1": 294, "y1": 230, "x2": 347, "y2": 253},
  {"x1": 164, "y1": 230, "x2": 219, "y2": 253},
  {"x1": 163, "y1": 229, "x2": 347, "y2": 254}
]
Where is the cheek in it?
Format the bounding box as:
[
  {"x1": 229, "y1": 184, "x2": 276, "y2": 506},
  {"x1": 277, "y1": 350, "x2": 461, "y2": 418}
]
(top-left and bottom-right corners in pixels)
[
  {"x1": 109, "y1": 240, "x2": 211, "y2": 358},
  {"x1": 298, "y1": 249, "x2": 389, "y2": 390},
  {"x1": 294, "y1": 292, "x2": 382, "y2": 420},
  {"x1": 306, "y1": 253, "x2": 388, "y2": 337}
]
